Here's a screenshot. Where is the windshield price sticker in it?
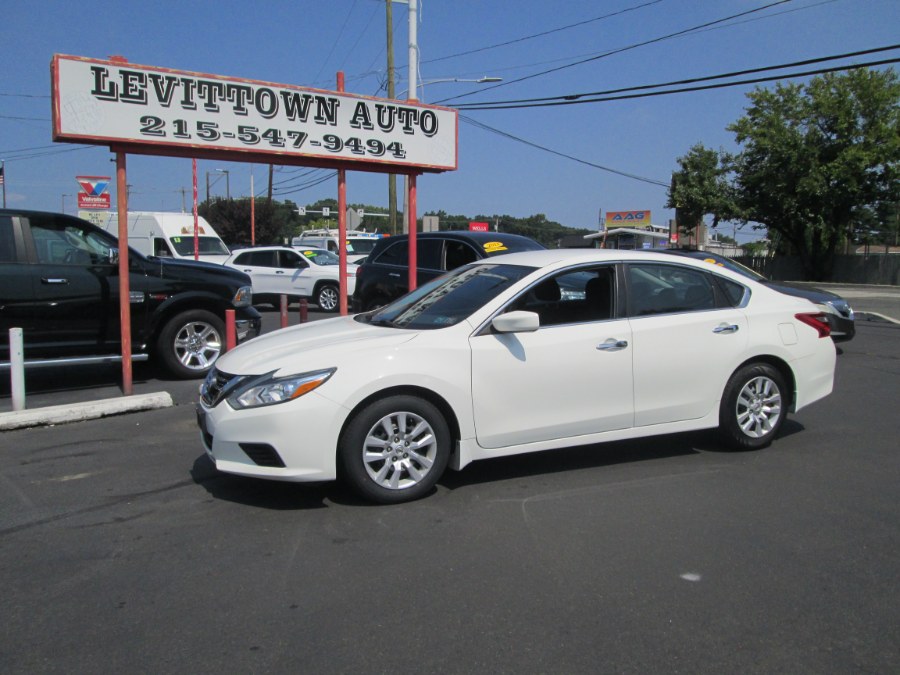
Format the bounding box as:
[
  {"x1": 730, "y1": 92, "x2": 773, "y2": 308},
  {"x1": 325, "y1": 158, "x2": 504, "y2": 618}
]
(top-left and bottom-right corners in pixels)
[{"x1": 52, "y1": 55, "x2": 458, "y2": 172}]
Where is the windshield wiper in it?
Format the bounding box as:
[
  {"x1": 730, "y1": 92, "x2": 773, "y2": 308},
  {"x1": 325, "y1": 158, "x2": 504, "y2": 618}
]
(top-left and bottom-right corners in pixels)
[{"x1": 367, "y1": 316, "x2": 395, "y2": 327}]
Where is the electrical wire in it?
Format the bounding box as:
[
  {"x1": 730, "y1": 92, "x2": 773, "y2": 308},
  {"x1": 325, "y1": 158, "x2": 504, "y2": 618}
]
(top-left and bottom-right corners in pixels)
[
  {"x1": 436, "y1": 0, "x2": 797, "y2": 104},
  {"x1": 423, "y1": 0, "x2": 667, "y2": 66},
  {"x1": 452, "y1": 44, "x2": 900, "y2": 109},
  {"x1": 453, "y1": 57, "x2": 900, "y2": 110},
  {"x1": 461, "y1": 115, "x2": 669, "y2": 187}
]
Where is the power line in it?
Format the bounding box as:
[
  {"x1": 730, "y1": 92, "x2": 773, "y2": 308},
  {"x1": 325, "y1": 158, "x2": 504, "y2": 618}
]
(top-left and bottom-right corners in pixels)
[
  {"x1": 423, "y1": 0, "x2": 667, "y2": 66},
  {"x1": 461, "y1": 115, "x2": 669, "y2": 187},
  {"x1": 453, "y1": 44, "x2": 900, "y2": 109},
  {"x1": 454, "y1": 57, "x2": 900, "y2": 110},
  {"x1": 436, "y1": 0, "x2": 797, "y2": 104}
]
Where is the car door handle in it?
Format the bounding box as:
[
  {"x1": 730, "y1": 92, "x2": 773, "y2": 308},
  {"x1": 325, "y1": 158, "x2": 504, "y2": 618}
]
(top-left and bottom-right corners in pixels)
[
  {"x1": 242, "y1": 269, "x2": 252, "y2": 273},
  {"x1": 713, "y1": 324, "x2": 740, "y2": 334},
  {"x1": 597, "y1": 339, "x2": 628, "y2": 351},
  {"x1": 389, "y1": 272, "x2": 401, "y2": 278},
  {"x1": 275, "y1": 270, "x2": 285, "y2": 274},
  {"x1": 41, "y1": 278, "x2": 68, "y2": 284}
]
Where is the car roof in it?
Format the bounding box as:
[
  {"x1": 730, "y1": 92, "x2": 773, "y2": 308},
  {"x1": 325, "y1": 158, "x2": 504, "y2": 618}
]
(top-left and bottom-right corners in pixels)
[
  {"x1": 232, "y1": 245, "x2": 327, "y2": 252},
  {"x1": 469, "y1": 247, "x2": 757, "y2": 279},
  {"x1": 373, "y1": 230, "x2": 543, "y2": 245}
]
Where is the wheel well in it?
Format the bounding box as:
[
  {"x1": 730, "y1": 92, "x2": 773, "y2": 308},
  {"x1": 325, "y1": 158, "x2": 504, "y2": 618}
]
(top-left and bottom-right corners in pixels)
[
  {"x1": 734, "y1": 355, "x2": 796, "y2": 411},
  {"x1": 313, "y1": 280, "x2": 338, "y2": 296},
  {"x1": 339, "y1": 385, "x2": 462, "y2": 451}
]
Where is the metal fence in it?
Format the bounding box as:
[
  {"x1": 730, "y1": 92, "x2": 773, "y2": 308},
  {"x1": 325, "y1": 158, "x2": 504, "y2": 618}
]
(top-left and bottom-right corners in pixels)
[{"x1": 734, "y1": 253, "x2": 900, "y2": 285}]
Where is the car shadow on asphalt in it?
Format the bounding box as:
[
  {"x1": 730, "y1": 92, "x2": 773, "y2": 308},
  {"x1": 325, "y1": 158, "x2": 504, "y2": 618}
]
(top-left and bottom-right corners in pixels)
[
  {"x1": 188, "y1": 422, "x2": 807, "y2": 510},
  {"x1": 189, "y1": 454, "x2": 365, "y2": 509}
]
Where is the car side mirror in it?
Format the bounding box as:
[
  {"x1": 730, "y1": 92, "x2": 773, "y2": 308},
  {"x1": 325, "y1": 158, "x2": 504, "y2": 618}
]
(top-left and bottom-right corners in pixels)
[
  {"x1": 492, "y1": 310, "x2": 540, "y2": 333},
  {"x1": 108, "y1": 247, "x2": 119, "y2": 265}
]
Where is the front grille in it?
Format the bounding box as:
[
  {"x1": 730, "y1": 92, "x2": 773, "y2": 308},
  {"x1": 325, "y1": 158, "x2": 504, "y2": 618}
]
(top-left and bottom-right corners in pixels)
[
  {"x1": 201, "y1": 368, "x2": 242, "y2": 407},
  {"x1": 240, "y1": 443, "x2": 286, "y2": 468}
]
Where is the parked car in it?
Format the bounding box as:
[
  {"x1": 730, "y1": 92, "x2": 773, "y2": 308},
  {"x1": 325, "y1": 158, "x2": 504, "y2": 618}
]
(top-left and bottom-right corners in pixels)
[
  {"x1": 352, "y1": 230, "x2": 546, "y2": 311},
  {"x1": 291, "y1": 228, "x2": 381, "y2": 264},
  {"x1": 223, "y1": 246, "x2": 357, "y2": 312},
  {"x1": 662, "y1": 249, "x2": 855, "y2": 342},
  {"x1": 0, "y1": 209, "x2": 260, "y2": 378},
  {"x1": 198, "y1": 249, "x2": 836, "y2": 504}
]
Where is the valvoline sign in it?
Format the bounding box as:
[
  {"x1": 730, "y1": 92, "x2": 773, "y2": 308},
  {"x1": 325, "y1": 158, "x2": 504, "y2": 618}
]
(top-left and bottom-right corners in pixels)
[
  {"x1": 76, "y1": 174, "x2": 111, "y2": 210},
  {"x1": 605, "y1": 210, "x2": 650, "y2": 228}
]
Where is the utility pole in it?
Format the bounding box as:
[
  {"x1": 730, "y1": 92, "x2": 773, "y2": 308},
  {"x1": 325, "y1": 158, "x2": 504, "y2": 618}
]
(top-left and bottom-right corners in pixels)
[{"x1": 386, "y1": 0, "x2": 397, "y2": 234}]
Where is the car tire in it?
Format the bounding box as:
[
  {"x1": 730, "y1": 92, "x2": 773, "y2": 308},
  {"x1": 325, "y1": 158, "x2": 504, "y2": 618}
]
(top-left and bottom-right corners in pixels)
[
  {"x1": 339, "y1": 395, "x2": 451, "y2": 504},
  {"x1": 316, "y1": 283, "x2": 340, "y2": 312},
  {"x1": 719, "y1": 363, "x2": 786, "y2": 450},
  {"x1": 156, "y1": 309, "x2": 225, "y2": 379}
]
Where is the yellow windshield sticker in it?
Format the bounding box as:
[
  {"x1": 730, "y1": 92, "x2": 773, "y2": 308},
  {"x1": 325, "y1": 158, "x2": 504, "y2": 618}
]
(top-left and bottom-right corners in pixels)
[{"x1": 484, "y1": 241, "x2": 508, "y2": 253}]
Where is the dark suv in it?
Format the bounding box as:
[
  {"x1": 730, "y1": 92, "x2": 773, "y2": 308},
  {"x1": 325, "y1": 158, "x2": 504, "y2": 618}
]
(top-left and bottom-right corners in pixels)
[
  {"x1": 352, "y1": 230, "x2": 545, "y2": 311},
  {"x1": 0, "y1": 209, "x2": 261, "y2": 378}
]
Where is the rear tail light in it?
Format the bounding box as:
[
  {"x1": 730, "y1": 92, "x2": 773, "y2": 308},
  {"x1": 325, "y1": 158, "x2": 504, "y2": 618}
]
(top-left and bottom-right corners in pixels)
[{"x1": 795, "y1": 312, "x2": 831, "y2": 338}]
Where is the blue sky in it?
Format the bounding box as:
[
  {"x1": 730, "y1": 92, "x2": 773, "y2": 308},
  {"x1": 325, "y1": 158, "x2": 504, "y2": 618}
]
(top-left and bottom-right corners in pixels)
[{"x1": 1, "y1": 0, "x2": 897, "y2": 241}]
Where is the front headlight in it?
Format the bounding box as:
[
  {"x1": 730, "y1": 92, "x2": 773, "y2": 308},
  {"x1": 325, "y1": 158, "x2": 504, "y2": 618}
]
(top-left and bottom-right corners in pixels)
[
  {"x1": 227, "y1": 368, "x2": 336, "y2": 409},
  {"x1": 232, "y1": 285, "x2": 253, "y2": 308}
]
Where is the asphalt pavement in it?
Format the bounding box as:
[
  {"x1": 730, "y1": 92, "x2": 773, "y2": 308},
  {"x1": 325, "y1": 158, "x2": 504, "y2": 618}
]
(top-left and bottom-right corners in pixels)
[{"x1": 1, "y1": 284, "x2": 899, "y2": 423}]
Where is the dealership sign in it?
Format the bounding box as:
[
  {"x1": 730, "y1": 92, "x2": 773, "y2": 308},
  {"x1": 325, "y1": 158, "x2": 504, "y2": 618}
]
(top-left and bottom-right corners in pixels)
[
  {"x1": 51, "y1": 54, "x2": 458, "y2": 173},
  {"x1": 605, "y1": 210, "x2": 651, "y2": 228}
]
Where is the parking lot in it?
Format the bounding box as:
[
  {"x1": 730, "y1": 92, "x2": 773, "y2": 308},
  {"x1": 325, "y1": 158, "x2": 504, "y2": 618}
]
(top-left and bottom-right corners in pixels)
[{"x1": 2, "y1": 299, "x2": 899, "y2": 673}]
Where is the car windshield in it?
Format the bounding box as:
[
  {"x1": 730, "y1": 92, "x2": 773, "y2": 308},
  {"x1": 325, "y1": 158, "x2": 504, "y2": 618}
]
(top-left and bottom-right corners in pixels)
[
  {"x1": 347, "y1": 239, "x2": 379, "y2": 254},
  {"x1": 360, "y1": 263, "x2": 534, "y2": 330},
  {"x1": 299, "y1": 249, "x2": 340, "y2": 266},
  {"x1": 169, "y1": 236, "x2": 230, "y2": 256}
]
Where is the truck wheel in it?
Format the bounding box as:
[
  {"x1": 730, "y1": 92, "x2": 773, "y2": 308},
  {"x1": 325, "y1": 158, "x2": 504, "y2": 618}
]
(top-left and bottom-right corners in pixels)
[
  {"x1": 316, "y1": 283, "x2": 340, "y2": 312},
  {"x1": 156, "y1": 310, "x2": 225, "y2": 379}
]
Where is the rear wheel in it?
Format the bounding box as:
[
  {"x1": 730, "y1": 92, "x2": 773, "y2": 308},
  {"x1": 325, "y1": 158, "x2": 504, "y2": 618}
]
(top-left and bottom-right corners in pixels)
[
  {"x1": 156, "y1": 309, "x2": 224, "y2": 379},
  {"x1": 339, "y1": 395, "x2": 450, "y2": 503},
  {"x1": 719, "y1": 363, "x2": 786, "y2": 449},
  {"x1": 316, "y1": 283, "x2": 340, "y2": 312}
]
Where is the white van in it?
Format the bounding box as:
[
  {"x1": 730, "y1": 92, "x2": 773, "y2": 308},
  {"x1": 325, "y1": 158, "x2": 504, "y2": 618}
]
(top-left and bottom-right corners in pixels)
[
  {"x1": 291, "y1": 228, "x2": 382, "y2": 264},
  {"x1": 88, "y1": 211, "x2": 231, "y2": 263}
]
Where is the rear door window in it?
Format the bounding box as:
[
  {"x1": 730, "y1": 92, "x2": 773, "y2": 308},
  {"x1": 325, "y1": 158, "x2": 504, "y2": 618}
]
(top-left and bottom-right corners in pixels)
[{"x1": 0, "y1": 216, "x2": 16, "y2": 262}]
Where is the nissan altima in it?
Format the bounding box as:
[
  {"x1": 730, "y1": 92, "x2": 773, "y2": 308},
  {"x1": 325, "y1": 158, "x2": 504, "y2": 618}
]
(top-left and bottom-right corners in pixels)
[{"x1": 197, "y1": 249, "x2": 836, "y2": 504}]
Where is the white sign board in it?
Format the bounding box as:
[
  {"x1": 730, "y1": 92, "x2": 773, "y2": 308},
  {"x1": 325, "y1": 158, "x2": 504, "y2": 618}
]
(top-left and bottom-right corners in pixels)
[{"x1": 52, "y1": 55, "x2": 458, "y2": 172}]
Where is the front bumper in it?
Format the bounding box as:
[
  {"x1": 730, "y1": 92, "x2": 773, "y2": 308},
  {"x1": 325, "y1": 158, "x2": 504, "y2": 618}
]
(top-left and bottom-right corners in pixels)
[
  {"x1": 234, "y1": 307, "x2": 262, "y2": 343},
  {"x1": 197, "y1": 389, "x2": 345, "y2": 482}
]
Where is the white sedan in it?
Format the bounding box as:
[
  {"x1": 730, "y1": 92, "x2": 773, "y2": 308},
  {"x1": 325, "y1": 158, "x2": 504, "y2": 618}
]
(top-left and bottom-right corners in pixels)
[
  {"x1": 223, "y1": 246, "x2": 357, "y2": 312},
  {"x1": 198, "y1": 249, "x2": 836, "y2": 503}
]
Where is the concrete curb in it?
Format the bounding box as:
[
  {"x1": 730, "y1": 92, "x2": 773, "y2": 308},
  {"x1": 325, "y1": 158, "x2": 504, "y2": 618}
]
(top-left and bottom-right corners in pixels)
[
  {"x1": 856, "y1": 311, "x2": 900, "y2": 325},
  {"x1": 0, "y1": 391, "x2": 174, "y2": 431}
]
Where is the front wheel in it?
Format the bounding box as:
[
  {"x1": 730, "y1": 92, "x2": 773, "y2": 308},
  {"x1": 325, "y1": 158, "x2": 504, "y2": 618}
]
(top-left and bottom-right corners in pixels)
[
  {"x1": 316, "y1": 283, "x2": 340, "y2": 312},
  {"x1": 156, "y1": 309, "x2": 224, "y2": 379},
  {"x1": 339, "y1": 395, "x2": 451, "y2": 504},
  {"x1": 719, "y1": 363, "x2": 787, "y2": 449}
]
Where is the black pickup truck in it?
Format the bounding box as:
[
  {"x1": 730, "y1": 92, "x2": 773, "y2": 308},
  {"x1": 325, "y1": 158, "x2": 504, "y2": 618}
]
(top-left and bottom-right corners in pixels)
[{"x1": 0, "y1": 209, "x2": 261, "y2": 378}]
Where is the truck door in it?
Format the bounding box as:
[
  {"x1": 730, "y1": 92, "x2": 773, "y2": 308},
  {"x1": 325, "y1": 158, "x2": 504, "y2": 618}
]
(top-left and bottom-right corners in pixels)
[{"x1": 23, "y1": 213, "x2": 122, "y2": 356}]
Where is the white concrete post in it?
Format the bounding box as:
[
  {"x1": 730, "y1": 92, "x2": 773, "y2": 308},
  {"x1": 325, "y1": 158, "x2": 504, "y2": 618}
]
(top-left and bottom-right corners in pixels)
[{"x1": 10, "y1": 328, "x2": 25, "y2": 411}]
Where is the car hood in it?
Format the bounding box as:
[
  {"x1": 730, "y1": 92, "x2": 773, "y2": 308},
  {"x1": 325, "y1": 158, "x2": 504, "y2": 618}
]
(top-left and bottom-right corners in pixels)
[
  {"x1": 763, "y1": 280, "x2": 841, "y2": 303},
  {"x1": 148, "y1": 256, "x2": 252, "y2": 286},
  {"x1": 214, "y1": 315, "x2": 417, "y2": 375}
]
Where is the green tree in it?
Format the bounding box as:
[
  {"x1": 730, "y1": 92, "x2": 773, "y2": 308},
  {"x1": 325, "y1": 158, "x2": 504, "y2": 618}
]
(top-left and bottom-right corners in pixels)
[
  {"x1": 667, "y1": 143, "x2": 739, "y2": 235},
  {"x1": 729, "y1": 68, "x2": 900, "y2": 279},
  {"x1": 199, "y1": 198, "x2": 298, "y2": 246}
]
